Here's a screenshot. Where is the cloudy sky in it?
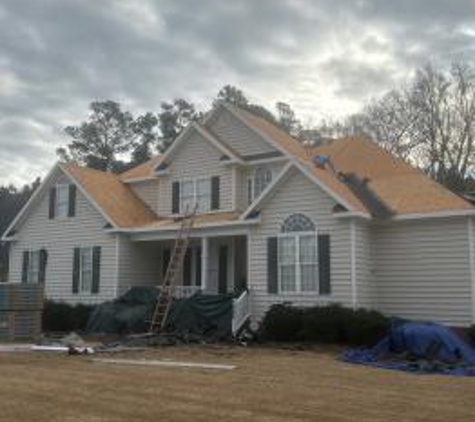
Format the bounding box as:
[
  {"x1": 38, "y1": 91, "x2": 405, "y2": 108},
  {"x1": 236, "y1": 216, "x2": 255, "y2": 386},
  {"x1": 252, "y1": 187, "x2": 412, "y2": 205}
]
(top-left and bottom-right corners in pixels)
[{"x1": 1, "y1": 0, "x2": 474, "y2": 186}]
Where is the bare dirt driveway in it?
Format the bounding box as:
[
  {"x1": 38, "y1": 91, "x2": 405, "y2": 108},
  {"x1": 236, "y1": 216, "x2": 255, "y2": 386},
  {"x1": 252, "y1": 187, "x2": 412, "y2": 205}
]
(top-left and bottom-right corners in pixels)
[{"x1": 0, "y1": 345, "x2": 474, "y2": 422}]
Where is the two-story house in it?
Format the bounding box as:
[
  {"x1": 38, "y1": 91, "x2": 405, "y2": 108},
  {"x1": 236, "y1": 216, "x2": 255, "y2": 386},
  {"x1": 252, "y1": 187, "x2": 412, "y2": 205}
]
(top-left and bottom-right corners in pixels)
[{"x1": 3, "y1": 101, "x2": 475, "y2": 327}]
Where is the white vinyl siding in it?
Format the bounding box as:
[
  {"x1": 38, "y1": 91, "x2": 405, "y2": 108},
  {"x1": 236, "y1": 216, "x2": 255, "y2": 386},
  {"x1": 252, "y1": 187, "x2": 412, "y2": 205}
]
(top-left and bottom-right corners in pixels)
[
  {"x1": 373, "y1": 217, "x2": 473, "y2": 326},
  {"x1": 248, "y1": 169, "x2": 353, "y2": 321},
  {"x1": 354, "y1": 220, "x2": 376, "y2": 309},
  {"x1": 130, "y1": 180, "x2": 160, "y2": 214},
  {"x1": 208, "y1": 108, "x2": 278, "y2": 157},
  {"x1": 8, "y1": 171, "x2": 117, "y2": 305},
  {"x1": 116, "y1": 236, "x2": 163, "y2": 296},
  {"x1": 157, "y1": 131, "x2": 232, "y2": 215}
]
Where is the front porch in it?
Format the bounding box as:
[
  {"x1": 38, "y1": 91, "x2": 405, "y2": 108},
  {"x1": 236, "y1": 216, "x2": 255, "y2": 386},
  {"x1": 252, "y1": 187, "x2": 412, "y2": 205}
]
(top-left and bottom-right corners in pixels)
[{"x1": 118, "y1": 233, "x2": 249, "y2": 299}]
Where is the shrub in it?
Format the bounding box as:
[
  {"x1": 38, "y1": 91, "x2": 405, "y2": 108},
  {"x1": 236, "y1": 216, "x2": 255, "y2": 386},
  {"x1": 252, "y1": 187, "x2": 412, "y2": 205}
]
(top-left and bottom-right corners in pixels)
[
  {"x1": 299, "y1": 304, "x2": 351, "y2": 343},
  {"x1": 260, "y1": 303, "x2": 303, "y2": 342},
  {"x1": 467, "y1": 325, "x2": 475, "y2": 346},
  {"x1": 260, "y1": 303, "x2": 390, "y2": 346},
  {"x1": 343, "y1": 308, "x2": 389, "y2": 346},
  {"x1": 42, "y1": 300, "x2": 95, "y2": 333}
]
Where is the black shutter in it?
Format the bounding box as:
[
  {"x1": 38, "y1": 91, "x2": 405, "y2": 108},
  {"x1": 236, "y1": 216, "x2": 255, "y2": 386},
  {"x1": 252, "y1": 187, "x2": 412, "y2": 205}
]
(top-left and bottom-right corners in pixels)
[
  {"x1": 162, "y1": 248, "x2": 171, "y2": 279},
  {"x1": 21, "y1": 251, "x2": 29, "y2": 284},
  {"x1": 91, "y1": 246, "x2": 101, "y2": 294},
  {"x1": 318, "y1": 234, "x2": 331, "y2": 295},
  {"x1": 183, "y1": 249, "x2": 192, "y2": 286},
  {"x1": 48, "y1": 187, "x2": 56, "y2": 219},
  {"x1": 172, "y1": 182, "x2": 180, "y2": 214},
  {"x1": 267, "y1": 237, "x2": 278, "y2": 294},
  {"x1": 211, "y1": 176, "x2": 220, "y2": 210},
  {"x1": 195, "y1": 247, "x2": 202, "y2": 287},
  {"x1": 72, "y1": 248, "x2": 80, "y2": 293},
  {"x1": 68, "y1": 184, "x2": 77, "y2": 217},
  {"x1": 38, "y1": 249, "x2": 48, "y2": 284}
]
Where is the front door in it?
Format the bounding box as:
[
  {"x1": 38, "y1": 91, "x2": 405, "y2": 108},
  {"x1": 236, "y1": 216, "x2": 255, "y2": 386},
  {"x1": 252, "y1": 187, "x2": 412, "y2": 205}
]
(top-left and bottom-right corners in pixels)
[{"x1": 218, "y1": 245, "x2": 228, "y2": 294}]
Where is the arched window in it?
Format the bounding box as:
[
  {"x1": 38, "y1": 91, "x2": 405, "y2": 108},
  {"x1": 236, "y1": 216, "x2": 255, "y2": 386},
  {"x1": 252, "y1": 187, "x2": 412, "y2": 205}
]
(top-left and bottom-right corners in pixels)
[
  {"x1": 253, "y1": 166, "x2": 273, "y2": 198},
  {"x1": 278, "y1": 213, "x2": 317, "y2": 293},
  {"x1": 281, "y1": 213, "x2": 315, "y2": 233}
]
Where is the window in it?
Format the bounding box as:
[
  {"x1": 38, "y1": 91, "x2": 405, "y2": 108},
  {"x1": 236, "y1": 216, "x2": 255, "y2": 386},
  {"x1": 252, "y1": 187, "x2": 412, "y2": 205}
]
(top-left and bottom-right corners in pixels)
[
  {"x1": 80, "y1": 247, "x2": 93, "y2": 293},
  {"x1": 179, "y1": 178, "x2": 211, "y2": 213},
  {"x1": 56, "y1": 182, "x2": 69, "y2": 217},
  {"x1": 247, "y1": 177, "x2": 254, "y2": 205},
  {"x1": 179, "y1": 180, "x2": 195, "y2": 213},
  {"x1": 278, "y1": 214, "x2": 317, "y2": 293},
  {"x1": 196, "y1": 178, "x2": 211, "y2": 212},
  {"x1": 254, "y1": 166, "x2": 272, "y2": 198},
  {"x1": 27, "y1": 251, "x2": 40, "y2": 284}
]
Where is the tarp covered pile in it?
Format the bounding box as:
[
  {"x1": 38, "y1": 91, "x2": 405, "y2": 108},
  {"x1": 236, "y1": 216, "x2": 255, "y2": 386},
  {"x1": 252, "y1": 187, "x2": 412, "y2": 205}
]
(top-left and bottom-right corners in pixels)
[
  {"x1": 341, "y1": 320, "x2": 475, "y2": 376},
  {"x1": 85, "y1": 286, "x2": 234, "y2": 339}
]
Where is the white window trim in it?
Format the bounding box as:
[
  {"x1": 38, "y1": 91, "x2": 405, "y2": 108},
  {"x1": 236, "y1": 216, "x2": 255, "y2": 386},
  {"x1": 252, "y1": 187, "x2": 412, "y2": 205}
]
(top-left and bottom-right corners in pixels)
[
  {"x1": 247, "y1": 176, "x2": 254, "y2": 206},
  {"x1": 79, "y1": 246, "x2": 94, "y2": 294},
  {"x1": 278, "y1": 231, "x2": 318, "y2": 294},
  {"x1": 177, "y1": 177, "x2": 213, "y2": 214}
]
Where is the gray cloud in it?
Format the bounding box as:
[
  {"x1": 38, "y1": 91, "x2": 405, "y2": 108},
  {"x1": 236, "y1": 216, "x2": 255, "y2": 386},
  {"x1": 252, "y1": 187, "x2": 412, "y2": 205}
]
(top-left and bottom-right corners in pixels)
[{"x1": 0, "y1": 0, "x2": 474, "y2": 185}]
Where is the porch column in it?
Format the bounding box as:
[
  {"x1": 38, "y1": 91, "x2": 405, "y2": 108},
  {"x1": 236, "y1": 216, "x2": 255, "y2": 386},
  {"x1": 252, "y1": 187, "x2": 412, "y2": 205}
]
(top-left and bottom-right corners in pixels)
[{"x1": 201, "y1": 237, "x2": 209, "y2": 292}]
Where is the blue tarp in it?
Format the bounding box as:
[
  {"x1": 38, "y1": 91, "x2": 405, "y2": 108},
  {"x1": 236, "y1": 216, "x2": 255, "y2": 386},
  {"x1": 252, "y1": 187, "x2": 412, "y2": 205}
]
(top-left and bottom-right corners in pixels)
[{"x1": 341, "y1": 320, "x2": 475, "y2": 377}]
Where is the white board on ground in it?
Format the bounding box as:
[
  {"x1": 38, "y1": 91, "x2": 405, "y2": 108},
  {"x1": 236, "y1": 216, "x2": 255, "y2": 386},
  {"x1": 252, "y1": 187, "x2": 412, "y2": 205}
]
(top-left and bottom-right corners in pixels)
[{"x1": 92, "y1": 358, "x2": 236, "y2": 371}]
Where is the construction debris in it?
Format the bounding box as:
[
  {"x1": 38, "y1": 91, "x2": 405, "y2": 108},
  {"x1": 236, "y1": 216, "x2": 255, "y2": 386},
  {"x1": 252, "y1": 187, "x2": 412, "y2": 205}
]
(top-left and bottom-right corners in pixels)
[{"x1": 92, "y1": 358, "x2": 236, "y2": 371}]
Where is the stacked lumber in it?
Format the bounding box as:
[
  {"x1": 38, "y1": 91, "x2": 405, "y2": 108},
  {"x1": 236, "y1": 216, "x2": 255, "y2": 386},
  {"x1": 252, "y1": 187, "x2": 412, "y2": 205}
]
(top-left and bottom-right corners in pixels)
[{"x1": 0, "y1": 284, "x2": 44, "y2": 339}]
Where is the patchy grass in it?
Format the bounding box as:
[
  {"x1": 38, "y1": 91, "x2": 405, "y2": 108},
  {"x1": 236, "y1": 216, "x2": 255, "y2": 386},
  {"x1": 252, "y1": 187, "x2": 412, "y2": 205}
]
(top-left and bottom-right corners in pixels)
[{"x1": 0, "y1": 345, "x2": 474, "y2": 422}]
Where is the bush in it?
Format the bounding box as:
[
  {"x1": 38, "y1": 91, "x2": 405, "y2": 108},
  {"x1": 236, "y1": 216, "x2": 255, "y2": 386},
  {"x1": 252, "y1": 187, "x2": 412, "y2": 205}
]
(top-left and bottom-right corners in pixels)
[
  {"x1": 467, "y1": 325, "x2": 475, "y2": 346},
  {"x1": 343, "y1": 308, "x2": 389, "y2": 346},
  {"x1": 42, "y1": 300, "x2": 96, "y2": 333},
  {"x1": 260, "y1": 303, "x2": 389, "y2": 346},
  {"x1": 260, "y1": 303, "x2": 303, "y2": 342}
]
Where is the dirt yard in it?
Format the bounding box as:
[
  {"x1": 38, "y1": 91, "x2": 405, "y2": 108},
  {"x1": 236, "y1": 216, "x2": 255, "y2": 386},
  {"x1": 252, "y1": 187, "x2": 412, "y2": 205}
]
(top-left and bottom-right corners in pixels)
[{"x1": 0, "y1": 345, "x2": 474, "y2": 422}]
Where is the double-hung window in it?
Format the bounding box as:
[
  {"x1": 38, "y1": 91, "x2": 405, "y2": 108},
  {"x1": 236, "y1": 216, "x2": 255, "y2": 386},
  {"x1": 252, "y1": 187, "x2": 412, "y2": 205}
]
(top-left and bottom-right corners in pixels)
[
  {"x1": 80, "y1": 247, "x2": 93, "y2": 293},
  {"x1": 278, "y1": 214, "x2": 318, "y2": 293},
  {"x1": 27, "y1": 250, "x2": 41, "y2": 284},
  {"x1": 247, "y1": 166, "x2": 273, "y2": 204},
  {"x1": 56, "y1": 182, "x2": 69, "y2": 217},
  {"x1": 179, "y1": 179, "x2": 211, "y2": 213},
  {"x1": 195, "y1": 178, "x2": 211, "y2": 212},
  {"x1": 254, "y1": 166, "x2": 272, "y2": 198},
  {"x1": 180, "y1": 180, "x2": 195, "y2": 213}
]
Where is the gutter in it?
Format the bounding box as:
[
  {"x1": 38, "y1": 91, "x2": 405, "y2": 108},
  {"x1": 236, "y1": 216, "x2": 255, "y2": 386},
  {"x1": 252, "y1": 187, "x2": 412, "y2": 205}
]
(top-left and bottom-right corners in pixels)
[{"x1": 105, "y1": 216, "x2": 261, "y2": 234}]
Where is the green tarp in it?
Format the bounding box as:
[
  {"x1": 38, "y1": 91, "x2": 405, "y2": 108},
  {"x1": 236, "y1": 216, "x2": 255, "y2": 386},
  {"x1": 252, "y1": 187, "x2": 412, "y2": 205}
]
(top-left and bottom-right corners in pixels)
[{"x1": 85, "y1": 286, "x2": 235, "y2": 338}]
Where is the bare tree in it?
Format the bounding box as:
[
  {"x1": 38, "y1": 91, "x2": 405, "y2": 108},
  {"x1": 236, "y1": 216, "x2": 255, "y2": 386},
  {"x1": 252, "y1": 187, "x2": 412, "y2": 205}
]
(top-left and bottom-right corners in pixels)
[{"x1": 321, "y1": 62, "x2": 475, "y2": 190}]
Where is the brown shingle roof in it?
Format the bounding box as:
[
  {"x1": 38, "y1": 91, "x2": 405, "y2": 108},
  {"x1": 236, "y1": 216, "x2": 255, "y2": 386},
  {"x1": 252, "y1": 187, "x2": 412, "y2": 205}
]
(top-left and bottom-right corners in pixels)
[
  {"x1": 63, "y1": 163, "x2": 159, "y2": 228},
  {"x1": 119, "y1": 155, "x2": 163, "y2": 181},
  {"x1": 230, "y1": 104, "x2": 472, "y2": 215},
  {"x1": 314, "y1": 137, "x2": 472, "y2": 214}
]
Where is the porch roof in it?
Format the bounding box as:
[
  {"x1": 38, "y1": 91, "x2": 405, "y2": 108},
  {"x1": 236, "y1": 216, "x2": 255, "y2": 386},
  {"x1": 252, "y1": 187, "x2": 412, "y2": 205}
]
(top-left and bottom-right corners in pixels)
[{"x1": 111, "y1": 212, "x2": 251, "y2": 233}]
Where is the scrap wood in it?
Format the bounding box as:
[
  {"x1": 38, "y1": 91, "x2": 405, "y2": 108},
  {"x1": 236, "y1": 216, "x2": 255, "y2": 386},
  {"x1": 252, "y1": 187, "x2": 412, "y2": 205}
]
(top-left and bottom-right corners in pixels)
[{"x1": 92, "y1": 358, "x2": 236, "y2": 370}]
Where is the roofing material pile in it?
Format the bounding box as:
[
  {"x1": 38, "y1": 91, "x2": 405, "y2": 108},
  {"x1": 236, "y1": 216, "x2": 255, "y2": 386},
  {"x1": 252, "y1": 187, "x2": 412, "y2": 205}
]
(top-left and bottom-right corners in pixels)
[
  {"x1": 341, "y1": 320, "x2": 475, "y2": 376},
  {"x1": 0, "y1": 283, "x2": 44, "y2": 340}
]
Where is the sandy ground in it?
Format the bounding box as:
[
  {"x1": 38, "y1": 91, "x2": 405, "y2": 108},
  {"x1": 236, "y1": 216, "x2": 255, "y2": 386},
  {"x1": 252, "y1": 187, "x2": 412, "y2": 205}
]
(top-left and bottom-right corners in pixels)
[{"x1": 0, "y1": 344, "x2": 474, "y2": 422}]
